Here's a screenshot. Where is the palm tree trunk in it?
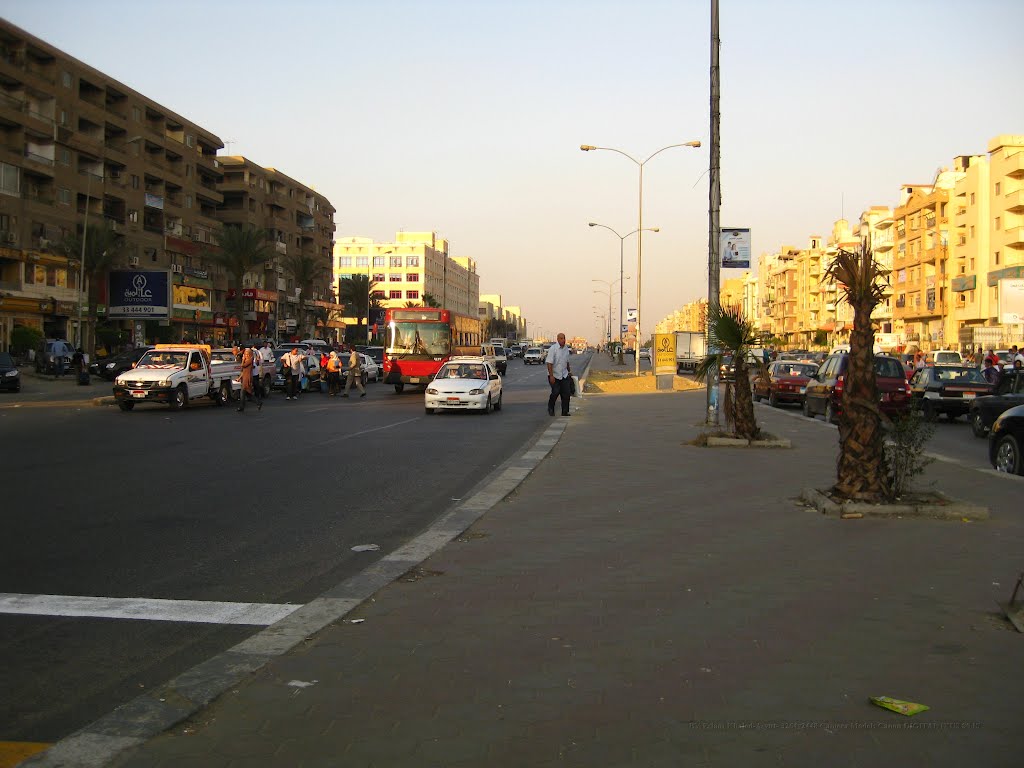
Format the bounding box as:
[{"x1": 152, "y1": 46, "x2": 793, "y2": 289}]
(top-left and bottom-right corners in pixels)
[{"x1": 732, "y1": 360, "x2": 758, "y2": 440}]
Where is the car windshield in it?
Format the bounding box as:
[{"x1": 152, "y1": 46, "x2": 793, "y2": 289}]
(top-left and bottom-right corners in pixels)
[
  {"x1": 934, "y1": 352, "x2": 961, "y2": 363},
  {"x1": 210, "y1": 352, "x2": 237, "y2": 363},
  {"x1": 438, "y1": 363, "x2": 487, "y2": 380},
  {"x1": 527, "y1": 348, "x2": 541, "y2": 354},
  {"x1": 873, "y1": 357, "x2": 905, "y2": 378},
  {"x1": 365, "y1": 347, "x2": 384, "y2": 363},
  {"x1": 137, "y1": 351, "x2": 187, "y2": 367},
  {"x1": 0, "y1": 352, "x2": 14, "y2": 366},
  {"x1": 776, "y1": 364, "x2": 817, "y2": 378},
  {"x1": 386, "y1": 321, "x2": 450, "y2": 357},
  {"x1": 935, "y1": 366, "x2": 986, "y2": 383}
]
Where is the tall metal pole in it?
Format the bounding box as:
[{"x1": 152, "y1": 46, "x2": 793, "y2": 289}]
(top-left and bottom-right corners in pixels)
[
  {"x1": 619, "y1": 236, "x2": 624, "y2": 349},
  {"x1": 76, "y1": 172, "x2": 92, "y2": 350},
  {"x1": 706, "y1": 0, "x2": 722, "y2": 426},
  {"x1": 636, "y1": 163, "x2": 643, "y2": 377}
]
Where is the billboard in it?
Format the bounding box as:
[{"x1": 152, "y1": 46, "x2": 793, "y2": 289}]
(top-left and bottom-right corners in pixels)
[
  {"x1": 173, "y1": 283, "x2": 211, "y2": 313},
  {"x1": 721, "y1": 228, "x2": 751, "y2": 269},
  {"x1": 999, "y1": 278, "x2": 1024, "y2": 324},
  {"x1": 108, "y1": 270, "x2": 170, "y2": 318}
]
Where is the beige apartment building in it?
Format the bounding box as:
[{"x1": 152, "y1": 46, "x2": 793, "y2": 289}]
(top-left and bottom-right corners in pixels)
[
  {"x1": 479, "y1": 294, "x2": 527, "y2": 340},
  {"x1": 218, "y1": 156, "x2": 337, "y2": 340},
  {"x1": 0, "y1": 19, "x2": 226, "y2": 350},
  {"x1": 333, "y1": 231, "x2": 480, "y2": 322}
]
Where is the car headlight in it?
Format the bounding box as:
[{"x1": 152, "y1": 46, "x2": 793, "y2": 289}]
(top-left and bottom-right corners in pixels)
[
  {"x1": 469, "y1": 388, "x2": 485, "y2": 395},
  {"x1": 158, "y1": 379, "x2": 171, "y2": 387},
  {"x1": 105, "y1": 362, "x2": 116, "y2": 369},
  {"x1": 992, "y1": 413, "x2": 1006, "y2": 433},
  {"x1": 426, "y1": 387, "x2": 438, "y2": 395},
  {"x1": 4, "y1": 370, "x2": 18, "y2": 378}
]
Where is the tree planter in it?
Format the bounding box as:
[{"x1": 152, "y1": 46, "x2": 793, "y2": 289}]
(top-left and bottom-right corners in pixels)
[{"x1": 801, "y1": 487, "x2": 988, "y2": 521}]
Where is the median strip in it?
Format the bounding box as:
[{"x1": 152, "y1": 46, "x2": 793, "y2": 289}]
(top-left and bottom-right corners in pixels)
[{"x1": 0, "y1": 594, "x2": 301, "y2": 626}]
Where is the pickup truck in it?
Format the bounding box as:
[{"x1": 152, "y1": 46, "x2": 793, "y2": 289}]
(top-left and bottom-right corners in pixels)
[{"x1": 112, "y1": 344, "x2": 240, "y2": 411}]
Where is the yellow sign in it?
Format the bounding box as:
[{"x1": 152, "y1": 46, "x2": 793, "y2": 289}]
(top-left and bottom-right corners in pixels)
[{"x1": 654, "y1": 333, "x2": 676, "y2": 375}]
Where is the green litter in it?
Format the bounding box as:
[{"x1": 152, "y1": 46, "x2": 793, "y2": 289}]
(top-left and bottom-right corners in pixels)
[{"x1": 870, "y1": 696, "x2": 929, "y2": 716}]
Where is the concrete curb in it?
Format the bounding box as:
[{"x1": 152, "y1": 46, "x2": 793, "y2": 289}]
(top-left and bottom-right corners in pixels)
[
  {"x1": 800, "y1": 486, "x2": 989, "y2": 521},
  {"x1": 706, "y1": 436, "x2": 792, "y2": 448},
  {"x1": 23, "y1": 417, "x2": 574, "y2": 768}
]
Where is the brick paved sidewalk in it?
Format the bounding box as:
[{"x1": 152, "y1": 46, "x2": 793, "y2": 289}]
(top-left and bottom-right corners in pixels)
[{"x1": 78, "y1": 376, "x2": 1024, "y2": 767}]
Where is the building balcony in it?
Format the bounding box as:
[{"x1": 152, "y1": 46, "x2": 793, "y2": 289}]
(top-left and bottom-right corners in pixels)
[
  {"x1": 1004, "y1": 152, "x2": 1024, "y2": 179},
  {"x1": 1004, "y1": 226, "x2": 1024, "y2": 248},
  {"x1": 1005, "y1": 189, "x2": 1024, "y2": 213}
]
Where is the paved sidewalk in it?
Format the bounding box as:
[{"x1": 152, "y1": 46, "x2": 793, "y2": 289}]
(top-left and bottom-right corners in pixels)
[{"x1": 40, "y1": 356, "x2": 1024, "y2": 766}]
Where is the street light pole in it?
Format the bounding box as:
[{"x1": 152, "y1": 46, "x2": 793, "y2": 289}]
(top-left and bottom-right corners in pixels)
[
  {"x1": 582, "y1": 140, "x2": 701, "y2": 375},
  {"x1": 588, "y1": 223, "x2": 658, "y2": 360}
]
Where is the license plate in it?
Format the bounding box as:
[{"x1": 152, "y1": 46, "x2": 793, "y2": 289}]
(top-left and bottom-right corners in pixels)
[
  {"x1": 447, "y1": 397, "x2": 461, "y2": 402},
  {"x1": 410, "y1": 377, "x2": 421, "y2": 383},
  {"x1": 131, "y1": 390, "x2": 146, "y2": 398},
  {"x1": 962, "y1": 392, "x2": 976, "y2": 399}
]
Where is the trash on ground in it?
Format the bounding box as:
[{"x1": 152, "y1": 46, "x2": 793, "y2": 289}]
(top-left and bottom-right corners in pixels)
[
  {"x1": 351, "y1": 544, "x2": 380, "y2": 552},
  {"x1": 287, "y1": 680, "x2": 318, "y2": 688},
  {"x1": 348, "y1": 618, "x2": 365, "y2": 624},
  {"x1": 870, "y1": 696, "x2": 929, "y2": 716}
]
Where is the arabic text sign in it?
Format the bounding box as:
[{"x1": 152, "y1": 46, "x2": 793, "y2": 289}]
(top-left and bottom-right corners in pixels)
[{"x1": 108, "y1": 270, "x2": 170, "y2": 318}]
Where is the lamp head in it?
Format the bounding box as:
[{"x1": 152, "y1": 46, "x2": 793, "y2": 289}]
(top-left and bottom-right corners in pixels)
[
  {"x1": 684, "y1": 140, "x2": 701, "y2": 148},
  {"x1": 588, "y1": 222, "x2": 596, "y2": 227},
  {"x1": 580, "y1": 145, "x2": 596, "y2": 151},
  {"x1": 651, "y1": 228, "x2": 660, "y2": 233}
]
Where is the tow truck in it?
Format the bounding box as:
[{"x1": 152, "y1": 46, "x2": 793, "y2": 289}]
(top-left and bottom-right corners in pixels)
[{"x1": 112, "y1": 344, "x2": 239, "y2": 411}]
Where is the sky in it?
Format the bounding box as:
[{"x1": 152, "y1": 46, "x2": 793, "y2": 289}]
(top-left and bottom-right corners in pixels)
[{"x1": 2, "y1": 0, "x2": 1022, "y2": 342}]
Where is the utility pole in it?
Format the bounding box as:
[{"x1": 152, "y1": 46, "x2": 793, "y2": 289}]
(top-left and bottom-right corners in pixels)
[{"x1": 706, "y1": 0, "x2": 722, "y2": 426}]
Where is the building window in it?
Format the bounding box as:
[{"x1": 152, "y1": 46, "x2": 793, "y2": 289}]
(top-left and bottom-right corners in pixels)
[
  {"x1": 970, "y1": 192, "x2": 975, "y2": 205},
  {"x1": 969, "y1": 225, "x2": 975, "y2": 239},
  {"x1": 406, "y1": 290, "x2": 419, "y2": 300},
  {"x1": 389, "y1": 273, "x2": 402, "y2": 282},
  {"x1": 372, "y1": 256, "x2": 385, "y2": 267},
  {"x1": 389, "y1": 290, "x2": 402, "y2": 299},
  {"x1": 58, "y1": 148, "x2": 70, "y2": 166},
  {"x1": 338, "y1": 256, "x2": 352, "y2": 267},
  {"x1": 407, "y1": 255, "x2": 419, "y2": 267},
  {"x1": 131, "y1": 174, "x2": 139, "y2": 189},
  {"x1": 389, "y1": 255, "x2": 403, "y2": 267},
  {"x1": 57, "y1": 188, "x2": 71, "y2": 205},
  {"x1": 969, "y1": 290, "x2": 975, "y2": 302},
  {"x1": 995, "y1": 217, "x2": 1001, "y2": 230},
  {"x1": 185, "y1": 135, "x2": 194, "y2": 148},
  {"x1": 0, "y1": 162, "x2": 20, "y2": 197},
  {"x1": 128, "y1": 209, "x2": 138, "y2": 222},
  {"x1": 995, "y1": 251, "x2": 1000, "y2": 266},
  {"x1": 61, "y1": 71, "x2": 72, "y2": 88},
  {"x1": 372, "y1": 272, "x2": 385, "y2": 282},
  {"x1": 969, "y1": 258, "x2": 975, "y2": 270},
  {"x1": 185, "y1": 195, "x2": 192, "y2": 209},
  {"x1": 995, "y1": 182, "x2": 1001, "y2": 195},
  {"x1": 356, "y1": 256, "x2": 368, "y2": 267},
  {"x1": 406, "y1": 273, "x2": 419, "y2": 282}
]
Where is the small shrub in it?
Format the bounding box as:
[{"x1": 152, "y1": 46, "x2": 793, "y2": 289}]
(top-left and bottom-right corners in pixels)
[{"x1": 885, "y1": 409, "x2": 935, "y2": 497}]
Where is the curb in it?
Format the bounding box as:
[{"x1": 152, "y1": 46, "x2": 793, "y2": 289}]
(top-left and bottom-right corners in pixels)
[
  {"x1": 800, "y1": 487, "x2": 989, "y2": 521},
  {"x1": 706, "y1": 436, "x2": 792, "y2": 448},
  {"x1": 23, "y1": 414, "x2": 573, "y2": 768}
]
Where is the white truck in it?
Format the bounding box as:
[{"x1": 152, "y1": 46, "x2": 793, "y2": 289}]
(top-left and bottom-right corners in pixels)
[
  {"x1": 675, "y1": 330, "x2": 707, "y2": 373},
  {"x1": 112, "y1": 344, "x2": 240, "y2": 411}
]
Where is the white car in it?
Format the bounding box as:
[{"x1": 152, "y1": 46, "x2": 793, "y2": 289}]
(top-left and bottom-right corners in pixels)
[
  {"x1": 425, "y1": 357, "x2": 503, "y2": 414},
  {"x1": 359, "y1": 353, "x2": 380, "y2": 382},
  {"x1": 524, "y1": 347, "x2": 544, "y2": 365},
  {"x1": 639, "y1": 348, "x2": 651, "y2": 361}
]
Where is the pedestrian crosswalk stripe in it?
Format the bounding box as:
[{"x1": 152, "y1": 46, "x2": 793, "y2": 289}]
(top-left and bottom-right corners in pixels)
[{"x1": 0, "y1": 594, "x2": 302, "y2": 625}]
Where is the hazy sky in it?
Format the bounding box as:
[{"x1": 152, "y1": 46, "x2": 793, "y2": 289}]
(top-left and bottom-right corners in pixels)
[{"x1": 2, "y1": 0, "x2": 1021, "y2": 341}]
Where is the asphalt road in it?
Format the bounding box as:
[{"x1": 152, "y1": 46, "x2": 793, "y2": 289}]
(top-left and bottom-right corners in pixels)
[{"x1": 0, "y1": 354, "x2": 587, "y2": 746}]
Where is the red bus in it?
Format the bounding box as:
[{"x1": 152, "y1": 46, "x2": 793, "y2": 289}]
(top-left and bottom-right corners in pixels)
[{"x1": 382, "y1": 307, "x2": 482, "y2": 392}]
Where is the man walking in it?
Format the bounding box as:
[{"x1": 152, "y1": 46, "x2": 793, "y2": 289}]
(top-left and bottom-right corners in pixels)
[
  {"x1": 545, "y1": 332, "x2": 572, "y2": 416},
  {"x1": 283, "y1": 347, "x2": 305, "y2": 401},
  {"x1": 343, "y1": 344, "x2": 366, "y2": 398}
]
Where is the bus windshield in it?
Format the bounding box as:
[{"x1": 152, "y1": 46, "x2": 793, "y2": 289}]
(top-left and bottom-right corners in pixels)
[{"x1": 386, "y1": 321, "x2": 451, "y2": 357}]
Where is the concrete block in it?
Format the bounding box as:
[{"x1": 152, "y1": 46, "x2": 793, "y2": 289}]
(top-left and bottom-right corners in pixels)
[{"x1": 706, "y1": 436, "x2": 749, "y2": 447}]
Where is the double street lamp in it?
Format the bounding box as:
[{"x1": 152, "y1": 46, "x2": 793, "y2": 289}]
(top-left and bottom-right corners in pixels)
[
  {"x1": 588, "y1": 224, "x2": 657, "y2": 357},
  {"x1": 592, "y1": 276, "x2": 629, "y2": 353},
  {"x1": 581, "y1": 140, "x2": 702, "y2": 376}
]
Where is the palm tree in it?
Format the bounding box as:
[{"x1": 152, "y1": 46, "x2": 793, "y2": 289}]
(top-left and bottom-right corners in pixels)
[
  {"x1": 284, "y1": 251, "x2": 328, "y2": 338},
  {"x1": 61, "y1": 223, "x2": 124, "y2": 348},
  {"x1": 824, "y1": 242, "x2": 892, "y2": 502},
  {"x1": 693, "y1": 304, "x2": 762, "y2": 440},
  {"x1": 421, "y1": 292, "x2": 441, "y2": 308},
  {"x1": 202, "y1": 227, "x2": 273, "y2": 342}
]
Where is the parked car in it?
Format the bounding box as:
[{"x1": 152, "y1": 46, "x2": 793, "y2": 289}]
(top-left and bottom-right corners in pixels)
[
  {"x1": 639, "y1": 348, "x2": 651, "y2": 361},
  {"x1": 89, "y1": 347, "x2": 154, "y2": 381},
  {"x1": 524, "y1": 347, "x2": 544, "y2": 365},
  {"x1": 989, "y1": 403, "x2": 1024, "y2": 475},
  {"x1": 969, "y1": 369, "x2": 1024, "y2": 437},
  {"x1": 364, "y1": 346, "x2": 385, "y2": 370},
  {"x1": 753, "y1": 361, "x2": 817, "y2": 407},
  {"x1": 0, "y1": 351, "x2": 20, "y2": 392},
  {"x1": 931, "y1": 349, "x2": 963, "y2": 365},
  {"x1": 803, "y1": 353, "x2": 911, "y2": 423},
  {"x1": 272, "y1": 353, "x2": 322, "y2": 392},
  {"x1": 908, "y1": 365, "x2": 992, "y2": 421},
  {"x1": 424, "y1": 357, "x2": 503, "y2": 414},
  {"x1": 35, "y1": 339, "x2": 76, "y2": 375},
  {"x1": 358, "y1": 353, "x2": 380, "y2": 383}
]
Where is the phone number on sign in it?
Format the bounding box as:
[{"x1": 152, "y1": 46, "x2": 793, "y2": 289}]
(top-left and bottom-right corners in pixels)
[{"x1": 109, "y1": 306, "x2": 165, "y2": 315}]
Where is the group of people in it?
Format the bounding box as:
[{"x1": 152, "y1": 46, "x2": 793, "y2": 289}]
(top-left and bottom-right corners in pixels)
[
  {"x1": 980, "y1": 345, "x2": 1024, "y2": 384},
  {"x1": 232, "y1": 341, "x2": 366, "y2": 413}
]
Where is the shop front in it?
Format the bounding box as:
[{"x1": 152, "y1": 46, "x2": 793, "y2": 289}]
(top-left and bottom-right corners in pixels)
[{"x1": 227, "y1": 287, "x2": 278, "y2": 341}]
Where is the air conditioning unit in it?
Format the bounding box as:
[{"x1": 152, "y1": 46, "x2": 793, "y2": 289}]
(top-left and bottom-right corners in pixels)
[
  {"x1": 4, "y1": 232, "x2": 15, "y2": 243},
  {"x1": 128, "y1": 256, "x2": 140, "y2": 266},
  {"x1": 171, "y1": 264, "x2": 183, "y2": 273}
]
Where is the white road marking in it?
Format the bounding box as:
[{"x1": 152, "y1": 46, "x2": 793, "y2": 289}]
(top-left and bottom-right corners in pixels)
[{"x1": 0, "y1": 593, "x2": 302, "y2": 625}]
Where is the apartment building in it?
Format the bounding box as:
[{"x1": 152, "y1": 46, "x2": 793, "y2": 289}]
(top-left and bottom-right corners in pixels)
[
  {"x1": 0, "y1": 19, "x2": 225, "y2": 350},
  {"x1": 858, "y1": 206, "x2": 896, "y2": 348},
  {"x1": 333, "y1": 231, "x2": 480, "y2": 321},
  {"x1": 217, "y1": 156, "x2": 337, "y2": 340},
  {"x1": 479, "y1": 293, "x2": 527, "y2": 340}
]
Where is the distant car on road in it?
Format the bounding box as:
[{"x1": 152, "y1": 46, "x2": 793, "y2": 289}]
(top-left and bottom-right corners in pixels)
[
  {"x1": 90, "y1": 347, "x2": 154, "y2": 381},
  {"x1": 909, "y1": 365, "x2": 991, "y2": 421},
  {"x1": 425, "y1": 357, "x2": 503, "y2": 414},
  {"x1": 989, "y1": 403, "x2": 1024, "y2": 475},
  {"x1": 0, "y1": 351, "x2": 20, "y2": 392},
  {"x1": 969, "y1": 369, "x2": 1024, "y2": 437},
  {"x1": 639, "y1": 348, "x2": 651, "y2": 361},
  {"x1": 753, "y1": 361, "x2": 817, "y2": 407},
  {"x1": 803, "y1": 353, "x2": 911, "y2": 423},
  {"x1": 524, "y1": 347, "x2": 544, "y2": 365}
]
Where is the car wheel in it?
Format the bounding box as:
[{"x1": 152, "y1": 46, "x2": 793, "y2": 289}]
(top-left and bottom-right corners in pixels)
[
  {"x1": 825, "y1": 400, "x2": 836, "y2": 424},
  {"x1": 482, "y1": 395, "x2": 492, "y2": 414},
  {"x1": 170, "y1": 385, "x2": 188, "y2": 411},
  {"x1": 994, "y1": 434, "x2": 1023, "y2": 475},
  {"x1": 425, "y1": 406, "x2": 434, "y2": 415},
  {"x1": 361, "y1": 373, "x2": 368, "y2": 387},
  {"x1": 921, "y1": 399, "x2": 937, "y2": 422},
  {"x1": 493, "y1": 392, "x2": 503, "y2": 411},
  {"x1": 118, "y1": 400, "x2": 134, "y2": 411},
  {"x1": 970, "y1": 411, "x2": 988, "y2": 438},
  {"x1": 215, "y1": 382, "x2": 229, "y2": 406},
  {"x1": 768, "y1": 390, "x2": 779, "y2": 408},
  {"x1": 394, "y1": 384, "x2": 405, "y2": 394},
  {"x1": 262, "y1": 376, "x2": 272, "y2": 397},
  {"x1": 802, "y1": 397, "x2": 812, "y2": 418}
]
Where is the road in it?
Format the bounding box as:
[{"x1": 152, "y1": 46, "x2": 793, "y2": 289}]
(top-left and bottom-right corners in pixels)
[{"x1": 0, "y1": 354, "x2": 587, "y2": 747}]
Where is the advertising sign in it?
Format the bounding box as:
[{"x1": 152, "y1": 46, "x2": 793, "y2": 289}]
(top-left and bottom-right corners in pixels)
[
  {"x1": 999, "y1": 278, "x2": 1024, "y2": 324},
  {"x1": 626, "y1": 308, "x2": 637, "y2": 324},
  {"x1": 172, "y1": 283, "x2": 212, "y2": 313},
  {"x1": 108, "y1": 270, "x2": 170, "y2": 318},
  {"x1": 654, "y1": 333, "x2": 676, "y2": 375},
  {"x1": 721, "y1": 228, "x2": 751, "y2": 269}
]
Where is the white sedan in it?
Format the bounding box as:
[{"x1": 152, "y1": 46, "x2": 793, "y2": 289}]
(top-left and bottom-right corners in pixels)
[
  {"x1": 359, "y1": 353, "x2": 380, "y2": 382},
  {"x1": 425, "y1": 358, "x2": 503, "y2": 414}
]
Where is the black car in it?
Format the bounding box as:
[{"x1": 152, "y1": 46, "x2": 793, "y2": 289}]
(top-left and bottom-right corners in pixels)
[
  {"x1": 89, "y1": 347, "x2": 154, "y2": 381},
  {"x1": 969, "y1": 369, "x2": 1024, "y2": 437},
  {"x1": 908, "y1": 365, "x2": 992, "y2": 421},
  {"x1": 34, "y1": 339, "x2": 75, "y2": 375},
  {"x1": 989, "y1": 403, "x2": 1024, "y2": 475},
  {"x1": 0, "y1": 351, "x2": 21, "y2": 392}
]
